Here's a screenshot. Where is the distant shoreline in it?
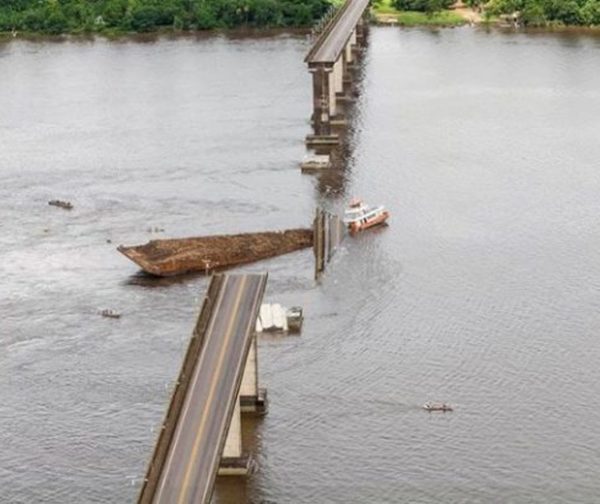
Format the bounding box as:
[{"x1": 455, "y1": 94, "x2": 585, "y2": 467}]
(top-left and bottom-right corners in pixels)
[
  {"x1": 371, "y1": 1, "x2": 600, "y2": 31},
  {"x1": 2, "y1": 9, "x2": 600, "y2": 41},
  {"x1": 0, "y1": 26, "x2": 311, "y2": 42}
]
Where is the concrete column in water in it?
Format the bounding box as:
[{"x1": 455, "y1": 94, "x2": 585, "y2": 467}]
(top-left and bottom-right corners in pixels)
[
  {"x1": 343, "y1": 42, "x2": 353, "y2": 92},
  {"x1": 240, "y1": 333, "x2": 267, "y2": 414},
  {"x1": 334, "y1": 57, "x2": 344, "y2": 95},
  {"x1": 345, "y1": 41, "x2": 353, "y2": 66},
  {"x1": 219, "y1": 332, "x2": 265, "y2": 475},
  {"x1": 309, "y1": 63, "x2": 334, "y2": 136},
  {"x1": 328, "y1": 57, "x2": 345, "y2": 119},
  {"x1": 356, "y1": 17, "x2": 367, "y2": 47},
  {"x1": 219, "y1": 395, "x2": 248, "y2": 475},
  {"x1": 350, "y1": 28, "x2": 360, "y2": 63},
  {"x1": 328, "y1": 63, "x2": 337, "y2": 118}
]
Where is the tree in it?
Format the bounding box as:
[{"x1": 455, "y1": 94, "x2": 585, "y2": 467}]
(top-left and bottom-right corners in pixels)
[
  {"x1": 393, "y1": 0, "x2": 454, "y2": 11},
  {"x1": 553, "y1": 0, "x2": 583, "y2": 24},
  {"x1": 521, "y1": 0, "x2": 546, "y2": 25},
  {"x1": 581, "y1": 0, "x2": 600, "y2": 25},
  {"x1": 103, "y1": 0, "x2": 128, "y2": 27}
]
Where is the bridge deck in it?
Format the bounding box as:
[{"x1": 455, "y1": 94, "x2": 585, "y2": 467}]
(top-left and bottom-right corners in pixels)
[
  {"x1": 145, "y1": 273, "x2": 267, "y2": 504},
  {"x1": 305, "y1": 0, "x2": 370, "y2": 65}
]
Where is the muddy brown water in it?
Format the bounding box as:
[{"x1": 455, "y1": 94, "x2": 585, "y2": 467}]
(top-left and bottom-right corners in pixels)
[{"x1": 1, "y1": 27, "x2": 600, "y2": 503}]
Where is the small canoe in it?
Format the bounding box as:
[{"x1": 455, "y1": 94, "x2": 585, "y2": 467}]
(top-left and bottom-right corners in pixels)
[
  {"x1": 48, "y1": 199, "x2": 73, "y2": 210},
  {"x1": 423, "y1": 402, "x2": 453, "y2": 412},
  {"x1": 100, "y1": 309, "x2": 121, "y2": 319},
  {"x1": 118, "y1": 228, "x2": 313, "y2": 277}
]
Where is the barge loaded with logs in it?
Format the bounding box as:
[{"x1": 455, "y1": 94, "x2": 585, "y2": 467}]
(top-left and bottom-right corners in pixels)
[{"x1": 117, "y1": 228, "x2": 313, "y2": 277}]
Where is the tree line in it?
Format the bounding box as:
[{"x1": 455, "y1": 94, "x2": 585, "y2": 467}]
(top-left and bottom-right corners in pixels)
[
  {"x1": 486, "y1": 0, "x2": 600, "y2": 26},
  {"x1": 391, "y1": 0, "x2": 600, "y2": 26},
  {"x1": 392, "y1": 0, "x2": 454, "y2": 14},
  {"x1": 0, "y1": 0, "x2": 330, "y2": 35}
]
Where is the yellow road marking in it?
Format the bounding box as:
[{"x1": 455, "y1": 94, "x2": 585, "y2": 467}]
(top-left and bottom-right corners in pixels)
[
  {"x1": 153, "y1": 276, "x2": 231, "y2": 503},
  {"x1": 199, "y1": 275, "x2": 265, "y2": 504},
  {"x1": 177, "y1": 276, "x2": 248, "y2": 504}
]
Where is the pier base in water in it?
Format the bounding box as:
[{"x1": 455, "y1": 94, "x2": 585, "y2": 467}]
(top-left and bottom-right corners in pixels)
[
  {"x1": 218, "y1": 455, "x2": 252, "y2": 476},
  {"x1": 305, "y1": 134, "x2": 340, "y2": 147},
  {"x1": 240, "y1": 388, "x2": 268, "y2": 415}
]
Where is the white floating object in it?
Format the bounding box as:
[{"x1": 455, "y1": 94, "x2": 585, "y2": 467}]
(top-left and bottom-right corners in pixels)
[
  {"x1": 271, "y1": 303, "x2": 286, "y2": 331},
  {"x1": 260, "y1": 304, "x2": 273, "y2": 331},
  {"x1": 257, "y1": 303, "x2": 303, "y2": 334},
  {"x1": 300, "y1": 154, "x2": 331, "y2": 172}
]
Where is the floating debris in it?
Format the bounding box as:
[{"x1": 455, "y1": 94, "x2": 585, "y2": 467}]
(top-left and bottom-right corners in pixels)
[
  {"x1": 48, "y1": 200, "x2": 73, "y2": 210},
  {"x1": 423, "y1": 402, "x2": 453, "y2": 412},
  {"x1": 286, "y1": 306, "x2": 304, "y2": 333},
  {"x1": 146, "y1": 226, "x2": 165, "y2": 233},
  {"x1": 300, "y1": 154, "x2": 331, "y2": 172},
  {"x1": 100, "y1": 309, "x2": 121, "y2": 319},
  {"x1": 255, "y1": 304, "x2": 304, "y2": 334}
]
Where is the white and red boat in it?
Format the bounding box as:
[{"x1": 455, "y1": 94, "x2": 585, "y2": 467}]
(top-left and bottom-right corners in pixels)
[{"x1": 342, "y1": 198, "x2": 390, "y2": 234}]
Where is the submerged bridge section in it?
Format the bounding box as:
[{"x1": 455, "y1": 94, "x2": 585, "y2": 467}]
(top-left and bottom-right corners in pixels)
[
  {"x1": 138, "y1": 273, "x2": 268, "y2": 504},
  {"x1": 314, "y1": 208, "x2": 345, "y2": 279},
  {"x1": 305, "y1": 0, "x2": 370, "y2": 144}
]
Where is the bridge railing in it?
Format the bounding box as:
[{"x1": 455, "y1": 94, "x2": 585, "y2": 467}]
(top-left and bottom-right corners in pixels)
[
  {"x1": 309, "y1": 3, "x2": 341, "y2": 41},
  {"x1": 305, "y1": 0, "x2": 354, "y2": 63}
]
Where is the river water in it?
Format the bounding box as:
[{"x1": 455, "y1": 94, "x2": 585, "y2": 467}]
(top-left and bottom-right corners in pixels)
[{"x1": 1, "y1": 26, "x2": 600, "y2": 504}]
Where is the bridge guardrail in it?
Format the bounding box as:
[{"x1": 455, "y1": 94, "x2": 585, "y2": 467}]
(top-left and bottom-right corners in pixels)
[{"x1": 305, "y1": 0, "x2": 354, "y2": 64}]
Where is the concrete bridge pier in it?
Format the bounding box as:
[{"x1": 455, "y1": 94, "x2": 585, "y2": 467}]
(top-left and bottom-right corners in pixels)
[
  {"x1": 305, "y1": 0, "x2": 370, "y2": 148},
  {"x1": 348, "y1": 28, "x2": 360, "y2": 72},
  {"x1": 219, "y1": 394, "x2": 248, "y2": 475},
  {"x1": 240, "y1": 331, "x2": 267, "y2": 414},
  {"x1": 356, "y1": 15, "x2": 368, "y2": 46},
  {"x1": 308, "y1": 63, "x2": 335, "y2": 140},
  {"x1": 341, "y1": 34, "x2": 355, "y2": 95},
  {"x1": 218, "y1": 331, "x2": 265, "y2": 476},
  {"x1": 306, "y1": 49, "x2": 354, "y2": 144},
  {"x1": 330, "y1": 56, "x2": 347, "y2": 127}
]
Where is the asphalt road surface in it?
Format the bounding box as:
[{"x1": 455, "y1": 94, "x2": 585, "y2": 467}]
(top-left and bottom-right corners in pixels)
[{"x1": 152, "y1": 274, "x2": 267, "y2": 504}]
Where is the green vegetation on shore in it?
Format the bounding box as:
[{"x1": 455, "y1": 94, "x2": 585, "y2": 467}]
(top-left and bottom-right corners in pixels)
[
  {"x1": 0, "y1": 0, "x2": 330, "y2": 35},
  {"x1": 373, "y1": 0, "x2": 600, "y2": 27},
  {"x1": 486, "y1": 0, "x2": 600, "y2": 27},
  {"x1": 372, "y1": 0, "x2": 464, "y2": 26},
  {"x1": 396, "y1": 9, "x2": 465, "y2": 25},
  {"x1": 393, "y1": 0, "x2": 454, "y2": 12}
]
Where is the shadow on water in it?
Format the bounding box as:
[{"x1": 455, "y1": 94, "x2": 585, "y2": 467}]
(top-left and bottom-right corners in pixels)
[
  {"x1": 123, "y1": 264, "x2": 257, "y2": 288},
  {"x1": 307, "y1": 35, "x2": 370, "y2": 203},
  {"x1": 123, "y1": 257, "x2": 315, "y2": 288},
  {"x1": 123, "y1": 271, "x2": 209, "y2": 288}
]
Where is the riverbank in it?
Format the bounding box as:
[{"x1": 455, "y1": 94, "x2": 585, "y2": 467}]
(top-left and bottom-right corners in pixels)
[
  {"x1": 3, "y1": 0, "x2": 598, "y2": 36},
  {"x1": 371, "y1": 0, "x2": 468, "y2": 27},
  {"x1": 371, "y1": 0, "x2": 600, "y2": 29},
  {"x1": 0, "y1": 26, "x2": 311, "y2": 43},
  {"x1": 0, "y1": 0, "x2": 328, "y2": 36}
]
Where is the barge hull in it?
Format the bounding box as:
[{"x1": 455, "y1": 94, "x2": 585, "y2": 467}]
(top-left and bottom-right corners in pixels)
[{"x1": 118, "y1": 229, "x2": 313, "y2": 277}]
